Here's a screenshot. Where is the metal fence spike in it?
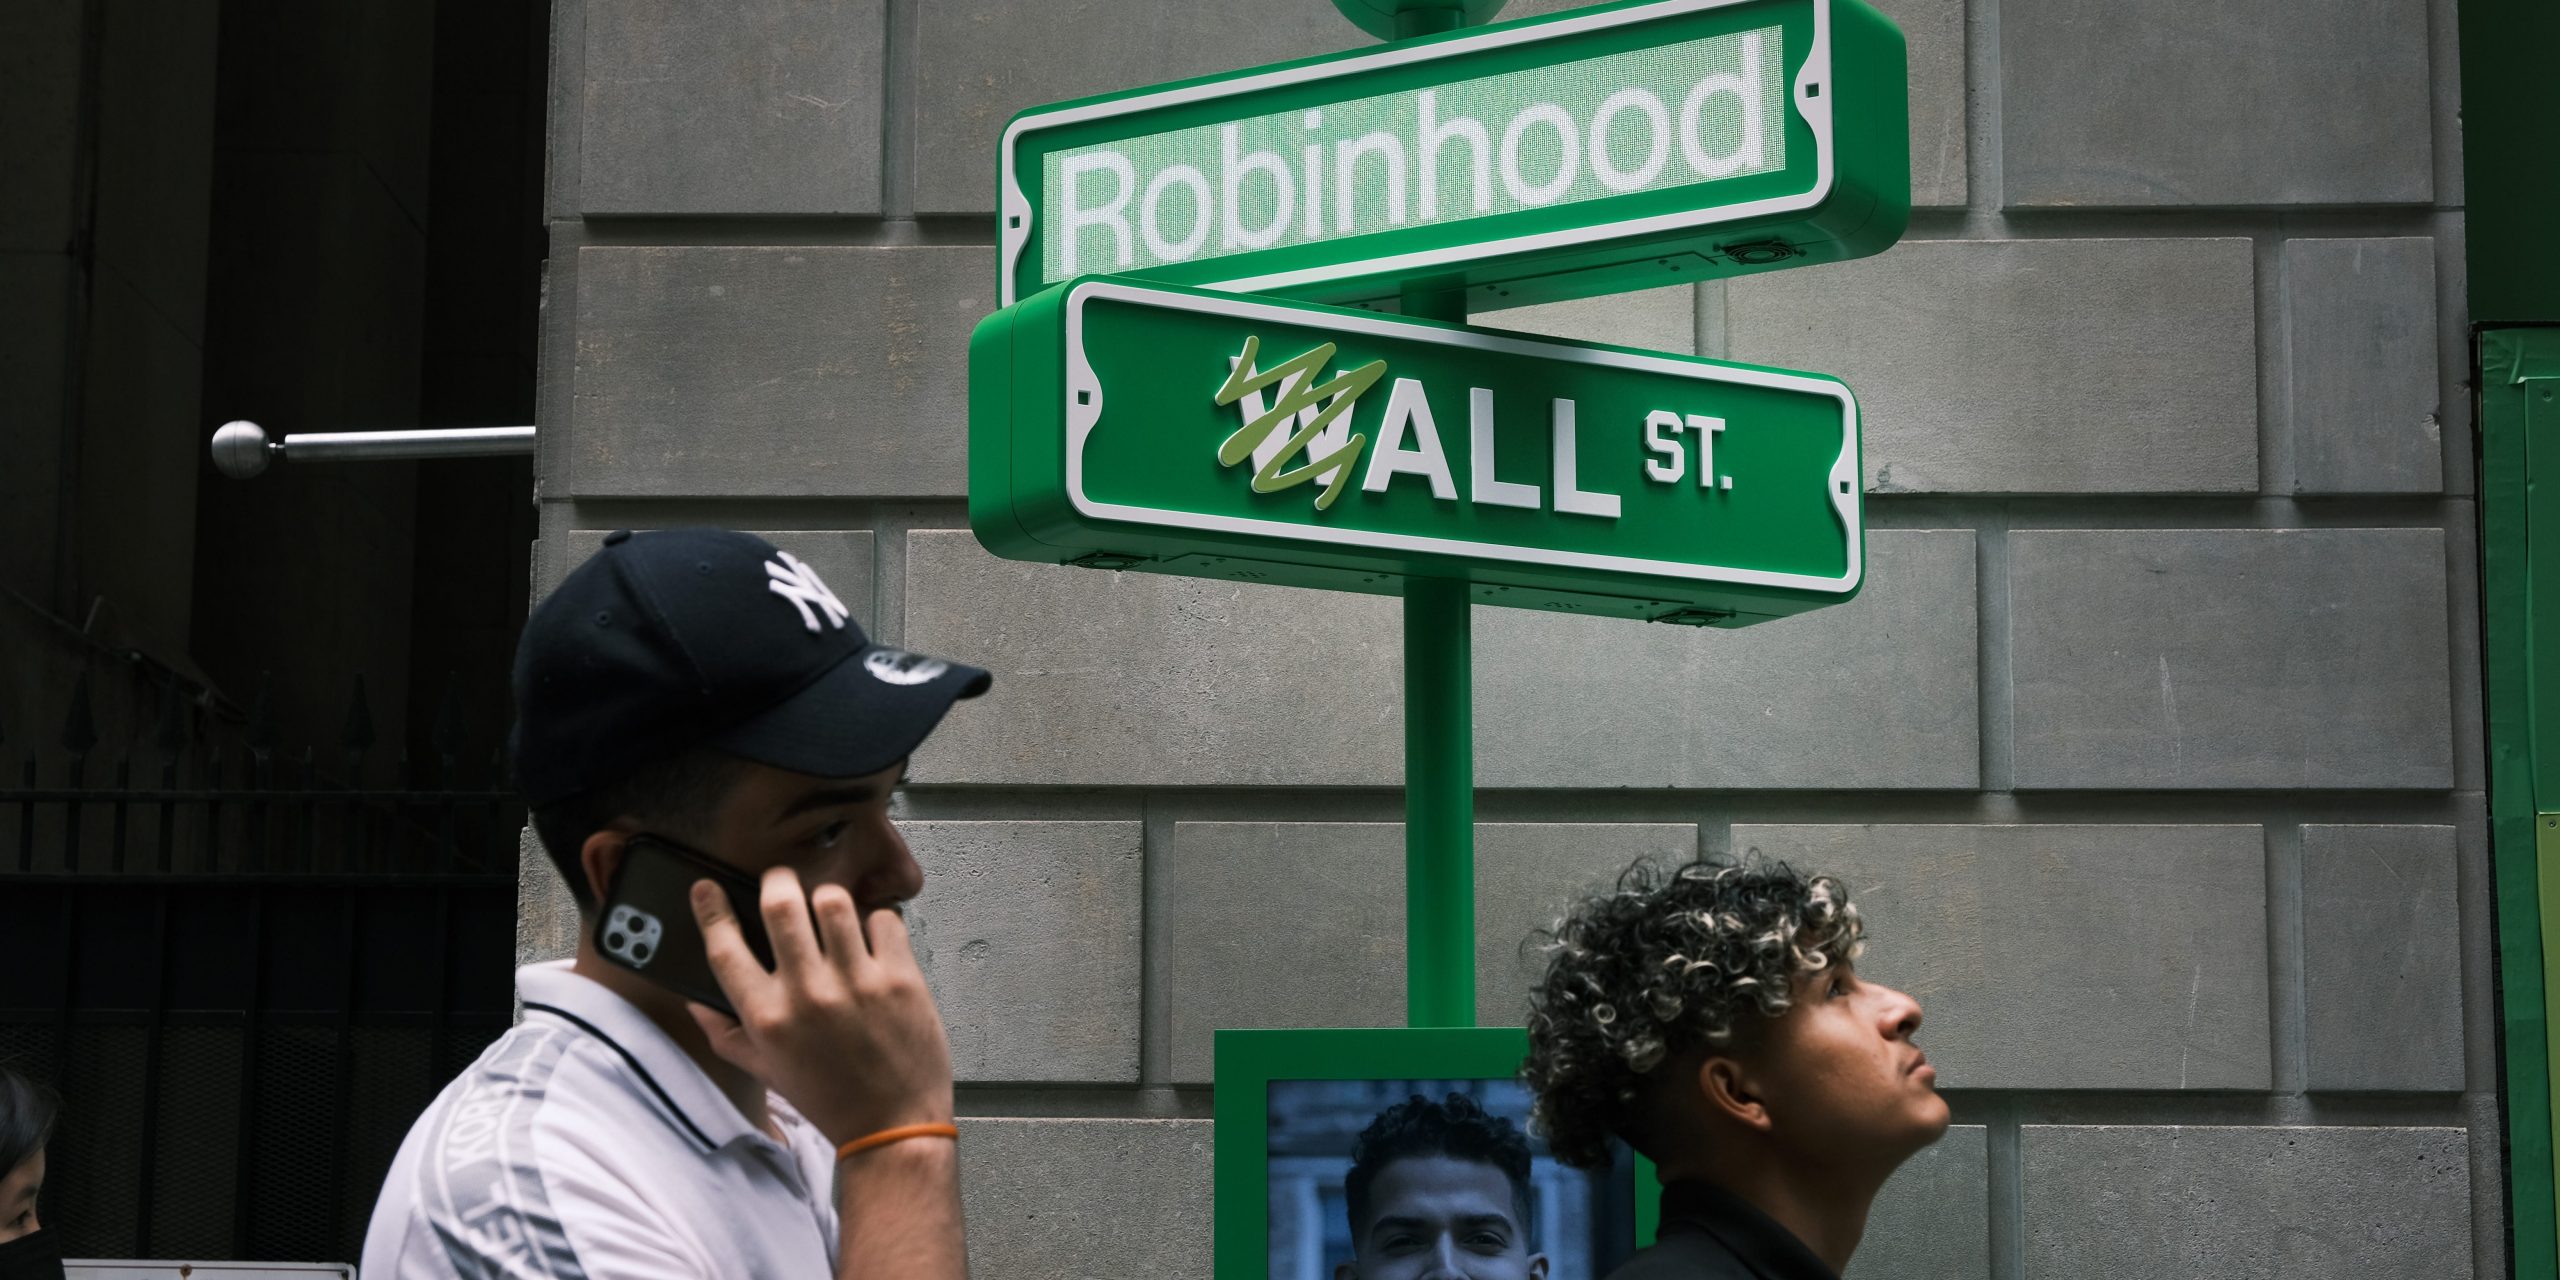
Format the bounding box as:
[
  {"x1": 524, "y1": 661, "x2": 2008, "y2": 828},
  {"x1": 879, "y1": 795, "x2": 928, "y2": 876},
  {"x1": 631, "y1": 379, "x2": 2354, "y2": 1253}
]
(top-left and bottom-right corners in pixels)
[{"x1": 61, "y1": 671, "x2": 98, "y2": 755}]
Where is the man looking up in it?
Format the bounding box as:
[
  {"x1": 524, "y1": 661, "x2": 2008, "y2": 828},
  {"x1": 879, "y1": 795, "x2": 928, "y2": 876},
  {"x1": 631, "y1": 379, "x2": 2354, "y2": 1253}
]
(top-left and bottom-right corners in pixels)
[
  {"x1": 1335, "y1": 1092, "x2": 1549, "y2": 1280},
  {"x1": 1522, "y1": 859, "x2": 1945, "y2": 1280},
  {"x1": 362, "y1": 529, "x2": 990, "y2": 1279}
]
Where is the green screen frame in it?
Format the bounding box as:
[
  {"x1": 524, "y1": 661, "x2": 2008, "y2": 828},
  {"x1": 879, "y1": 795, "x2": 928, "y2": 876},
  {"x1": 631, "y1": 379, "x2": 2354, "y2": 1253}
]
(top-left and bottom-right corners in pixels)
[{"x1": 1212, "y1": 1026, "x2": 1662, "y2": 1280}]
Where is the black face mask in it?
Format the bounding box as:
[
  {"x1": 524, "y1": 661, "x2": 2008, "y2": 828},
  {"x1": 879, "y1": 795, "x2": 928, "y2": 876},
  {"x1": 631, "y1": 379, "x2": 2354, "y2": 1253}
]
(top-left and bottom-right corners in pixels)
[{"x1": 0, "y1": 1228, "x2": 64, "y2": 1280}]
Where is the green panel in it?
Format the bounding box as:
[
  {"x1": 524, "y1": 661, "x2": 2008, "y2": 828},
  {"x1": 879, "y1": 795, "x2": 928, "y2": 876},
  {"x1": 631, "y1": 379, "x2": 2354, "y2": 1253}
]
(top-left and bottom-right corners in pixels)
[
  {"x1": 969, "y1": 275, "x2": 1863, "y2": 623},
  {"x1": 2459, "y1": 1, "x2": 2560, "y2": 325},
  {"x1": 998, "y1": 0, "x2": 1907, "y2": 309},
  {"x1": 2480, "y1": 328, "x2": 2560, "y2": 1276},
  {"x1": 1211, "y1": 1027, "x2": 1662, "y2": 1280}
]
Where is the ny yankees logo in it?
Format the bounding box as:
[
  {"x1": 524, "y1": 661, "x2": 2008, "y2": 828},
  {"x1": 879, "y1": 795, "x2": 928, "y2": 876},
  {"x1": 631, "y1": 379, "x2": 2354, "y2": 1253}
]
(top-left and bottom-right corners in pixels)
[{"x1": 765, "y1": 552, "x2": 849, "y2": 633}]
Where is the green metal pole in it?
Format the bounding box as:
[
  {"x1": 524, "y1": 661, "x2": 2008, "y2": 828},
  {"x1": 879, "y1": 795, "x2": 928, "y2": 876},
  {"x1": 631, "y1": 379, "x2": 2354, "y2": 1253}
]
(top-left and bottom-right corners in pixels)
[{"x1": 1397, "y1": 0, "x2": 1477, "y2": 1028}]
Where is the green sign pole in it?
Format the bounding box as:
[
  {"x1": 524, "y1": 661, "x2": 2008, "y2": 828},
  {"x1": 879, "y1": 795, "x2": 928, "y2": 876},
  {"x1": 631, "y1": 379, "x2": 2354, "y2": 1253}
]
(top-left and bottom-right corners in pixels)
[{"x1": 1395, "y1": 1, "x2": 1476, "y2": 1032}]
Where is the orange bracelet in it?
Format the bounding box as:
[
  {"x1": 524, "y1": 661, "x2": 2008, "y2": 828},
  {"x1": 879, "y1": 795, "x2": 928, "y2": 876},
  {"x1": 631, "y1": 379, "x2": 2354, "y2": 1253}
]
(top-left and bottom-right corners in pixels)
[{"x1": 835, "y1": 1122, "x2": 958, "y2": 1162}]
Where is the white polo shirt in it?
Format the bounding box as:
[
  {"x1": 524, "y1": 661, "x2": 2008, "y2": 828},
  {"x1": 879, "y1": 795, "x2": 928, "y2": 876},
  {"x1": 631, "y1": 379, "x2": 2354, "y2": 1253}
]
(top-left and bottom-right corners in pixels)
[{"x1": 360, "y1": 961, "x2": 842, "y2": 1278}]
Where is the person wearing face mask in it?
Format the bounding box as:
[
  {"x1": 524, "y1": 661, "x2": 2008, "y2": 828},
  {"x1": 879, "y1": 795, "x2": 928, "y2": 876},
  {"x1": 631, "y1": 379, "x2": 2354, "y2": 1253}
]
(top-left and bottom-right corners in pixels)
[
  {"x1": 1523, "y1": 859, "x2": 1947, "y2": 1280},
  {"x1": 0, "y1": 1064, "x2": 61, "y2": 1280}
]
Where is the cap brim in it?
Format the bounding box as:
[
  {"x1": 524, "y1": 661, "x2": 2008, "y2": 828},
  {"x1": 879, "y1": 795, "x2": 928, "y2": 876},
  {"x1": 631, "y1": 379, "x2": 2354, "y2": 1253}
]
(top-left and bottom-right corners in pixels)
[{"x1": 704, "y1": 644, "x2": 989, "y2": 781}]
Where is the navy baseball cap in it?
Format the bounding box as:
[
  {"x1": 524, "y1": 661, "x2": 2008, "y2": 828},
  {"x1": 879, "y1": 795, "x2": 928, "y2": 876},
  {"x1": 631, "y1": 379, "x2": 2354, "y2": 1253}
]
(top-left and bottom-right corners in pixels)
[{"x1": 511, "y1": 528, "x2": 989, "y2": 808}]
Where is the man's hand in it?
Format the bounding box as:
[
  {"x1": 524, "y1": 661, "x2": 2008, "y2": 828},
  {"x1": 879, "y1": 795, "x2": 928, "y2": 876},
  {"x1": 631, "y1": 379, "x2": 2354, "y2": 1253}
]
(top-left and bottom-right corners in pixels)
[{"x1": 686, "y1": 866, "x2": 955, "y2": 1146}]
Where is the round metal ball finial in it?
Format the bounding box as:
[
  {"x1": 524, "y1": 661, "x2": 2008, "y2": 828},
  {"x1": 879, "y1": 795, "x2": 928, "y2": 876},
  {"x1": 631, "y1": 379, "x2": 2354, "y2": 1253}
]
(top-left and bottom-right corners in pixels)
[{"x1": 211, "y1": 420, "x2": 272, "y2": 479}]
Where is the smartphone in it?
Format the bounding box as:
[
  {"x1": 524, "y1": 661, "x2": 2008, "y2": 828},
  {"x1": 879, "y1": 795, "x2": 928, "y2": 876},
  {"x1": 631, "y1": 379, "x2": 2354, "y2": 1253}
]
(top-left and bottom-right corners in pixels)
[{"x1": 595, "y1": 833, "x2": 777, "y2": 1017}]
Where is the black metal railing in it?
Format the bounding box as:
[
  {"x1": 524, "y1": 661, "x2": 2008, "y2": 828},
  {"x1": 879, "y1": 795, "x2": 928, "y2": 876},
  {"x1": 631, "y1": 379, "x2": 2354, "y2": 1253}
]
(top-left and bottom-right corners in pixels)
[
  {"x1": 0, "y1": 673, "x2": 523, "y2": 1262},
  {"x1": 5, "y1": 672, "x2": 520, "y2": 877}
]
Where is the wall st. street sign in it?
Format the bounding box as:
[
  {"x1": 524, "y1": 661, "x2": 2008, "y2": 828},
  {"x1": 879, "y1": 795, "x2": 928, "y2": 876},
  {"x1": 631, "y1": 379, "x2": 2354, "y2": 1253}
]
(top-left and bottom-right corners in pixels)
[
  {"x1": 997, "y1": 0, "x2": 1907, "y2": 310},
  {"x1": 970, "y1": 278, "x2": 1862, "y2": 625}
]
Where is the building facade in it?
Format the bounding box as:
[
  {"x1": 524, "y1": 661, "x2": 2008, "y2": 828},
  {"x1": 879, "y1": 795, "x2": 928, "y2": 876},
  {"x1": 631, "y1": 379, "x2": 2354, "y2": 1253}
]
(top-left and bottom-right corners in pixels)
[{"x1": 526, "y1": 0, "x2": 2488, "y2": 1276}]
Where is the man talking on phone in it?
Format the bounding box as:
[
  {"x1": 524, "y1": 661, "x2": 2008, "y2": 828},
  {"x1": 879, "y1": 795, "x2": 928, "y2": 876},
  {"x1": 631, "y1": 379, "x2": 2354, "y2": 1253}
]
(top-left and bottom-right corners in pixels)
[{"x1": 361, "y1": 528, "x2": 991, "y2": 1279}]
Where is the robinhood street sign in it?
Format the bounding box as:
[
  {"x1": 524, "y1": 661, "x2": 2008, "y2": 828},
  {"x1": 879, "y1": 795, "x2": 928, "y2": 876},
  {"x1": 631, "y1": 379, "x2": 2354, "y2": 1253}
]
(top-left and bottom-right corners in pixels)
[
  {"x1": 970, "y1": 277, "x2": 1862, "y2": 625},
  {"x1": 996, "y1": 0, "x2": 1907, "y2": 310}
]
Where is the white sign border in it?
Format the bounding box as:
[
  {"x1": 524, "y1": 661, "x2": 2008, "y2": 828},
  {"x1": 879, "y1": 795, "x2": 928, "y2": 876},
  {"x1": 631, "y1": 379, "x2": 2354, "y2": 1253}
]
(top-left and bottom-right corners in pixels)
[
  {"x1": 1058, "y1": 279, "x2": 1863, "y2": 596},
  {"x1": 998, "y1": 0, "x2": 1838, "y2": 307}
]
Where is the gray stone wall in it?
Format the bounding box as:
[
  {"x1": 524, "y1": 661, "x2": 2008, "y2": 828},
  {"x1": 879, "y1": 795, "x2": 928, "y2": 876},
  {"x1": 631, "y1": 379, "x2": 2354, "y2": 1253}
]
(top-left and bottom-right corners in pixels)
[{"x1": 532, "y1": 0, "x2": 2487, "y2": 1275}]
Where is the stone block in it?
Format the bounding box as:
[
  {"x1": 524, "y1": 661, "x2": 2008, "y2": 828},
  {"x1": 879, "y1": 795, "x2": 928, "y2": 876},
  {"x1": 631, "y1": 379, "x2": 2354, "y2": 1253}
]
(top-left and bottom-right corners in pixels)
[
  {"x1": 1164, "y1": 822, "x2": 1698, "y2": 1082},
  {"x1": 958, "y1": 1118, "x2": 1212, "y2": 1280},
  {"x1": 1729, "y1": 824, "x2": 2271, "y2": 1089},
  {"x1": 1477, "y1": 530, "x2": 1978, "y2": 789},
  {"x1": 516, "y1": 828, "x2": 582, "y2": 967},
  {"x1": 568, "y1": 245, "x2": 985, "y2": 497},
  {"x1": 538, "y1": 531, "x2": 875, "y2": 627},
  {"x1": 2301, "y1": 824, "x2": 2463, "y2": 1092},
  {"x1": 912, "y1": 528, "x2": 1969, "y2": 790},
  {"x1": 2009, "y1": 529, "x2": 2454, "y2": 790},
  {"x1": 1849, "y1": 1125, "x2": 1987, "y2": 1280},
  {"x1": 2286, "y1": 238, "x2": 2443, "y2": 493},
  {"x1": 905, "y1": 821, "x2": 1144, "y2": 1084},
  {"x1": 1479, "y1": 283, "x2": 1697, "y2": 356},
  {"x1": 1477, "y1": 823, "x2": 1699, "y2": 1026},
  {"x1": 580, "y1": 0, "x2": 883, "y2": 214},
  {"x1": 0, "y1": 1, "x2": 83, "y2": 252},
  {"x1": 913, "y1": 0, "x2": 1362, "y2": 214},
  {"x1": 1726, "y1": 239, "x2": 2257, "y2": 493},
  {"x1": 903, "y1": 530, "x2": 1403, "y2": 786},
  {"x1": 1163, "y1": 822, "x2": 1401, "y2": 1084},
  {"x1": 2000, "y1": 0, "x2": 2431, "y2": 208},
  {"x1": 1501, "y1": 0, "x2": 1967, "y2": 207},
  {"x1": 2020, "y1": 1126, "x2": 2470, "y2": 1276}
]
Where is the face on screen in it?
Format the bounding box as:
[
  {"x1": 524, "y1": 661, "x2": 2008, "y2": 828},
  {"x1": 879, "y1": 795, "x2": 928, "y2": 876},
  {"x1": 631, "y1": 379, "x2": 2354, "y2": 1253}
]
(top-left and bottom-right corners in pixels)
[{"x1": 1337, "y1": 1154, "x2": 1550, "y2": 1280}]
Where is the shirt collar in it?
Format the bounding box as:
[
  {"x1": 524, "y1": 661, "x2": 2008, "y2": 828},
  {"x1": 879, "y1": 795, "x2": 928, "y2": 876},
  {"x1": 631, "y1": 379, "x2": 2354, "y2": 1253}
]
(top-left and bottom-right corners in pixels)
[
  {"x1": 1657, "y1": 1180, "x2": 1840, "y2": 1280},
  {"x1": 517, "y1": 960, "x2": 771, "y2": 1154}
]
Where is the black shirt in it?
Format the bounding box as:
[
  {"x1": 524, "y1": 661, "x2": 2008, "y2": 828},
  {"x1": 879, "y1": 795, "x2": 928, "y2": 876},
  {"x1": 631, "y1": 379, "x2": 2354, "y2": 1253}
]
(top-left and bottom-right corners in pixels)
[{"x1": 1604, "y1": 1181, "x2": 1839, "y2": 1280}]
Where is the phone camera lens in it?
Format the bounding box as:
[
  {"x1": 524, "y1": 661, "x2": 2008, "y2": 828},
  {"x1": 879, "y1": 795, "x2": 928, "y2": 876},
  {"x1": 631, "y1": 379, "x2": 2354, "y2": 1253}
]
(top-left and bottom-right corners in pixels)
[
  {"x1": 631, "y1": 943, "x2": 651, "y2": 962},
  {"x1": 606, "y1": 931, "x2": 626, "y2": 950}
]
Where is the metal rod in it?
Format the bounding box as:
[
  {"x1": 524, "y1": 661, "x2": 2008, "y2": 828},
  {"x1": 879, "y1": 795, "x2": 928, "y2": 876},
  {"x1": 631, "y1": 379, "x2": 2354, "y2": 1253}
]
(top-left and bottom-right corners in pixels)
[
  {"x1": 1403, "y1": 575, "x2": 1475, "y2": 1027},
  {"x1": 281, "y1": 426, "x2": 535, "y2": 461},
  {"x1": 210, "y1": 420, "x2": 535, "y2": 478},
  {"x1": 1393, "y1": 0, "x2": 1478, "y2": 1027}
]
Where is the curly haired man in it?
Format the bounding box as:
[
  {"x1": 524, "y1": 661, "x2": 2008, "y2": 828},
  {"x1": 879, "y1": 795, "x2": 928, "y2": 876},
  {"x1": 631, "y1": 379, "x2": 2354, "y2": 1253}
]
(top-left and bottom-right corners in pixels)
[
  {"x1": 1335, "y1": 1093, "x2": 1548, "y2": 1280},
  {"x1": 1522, "y1": 859, "x2": 1946, "y2": 1280}
]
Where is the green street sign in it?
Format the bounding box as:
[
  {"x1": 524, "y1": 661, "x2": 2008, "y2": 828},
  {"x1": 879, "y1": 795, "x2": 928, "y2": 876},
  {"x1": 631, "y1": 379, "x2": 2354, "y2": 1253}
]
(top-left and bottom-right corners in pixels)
[
  {"x1": 970, "y1": 277, "x2": 1863, "y2": 625},
  {"x1": 997, "y1": 0, "x2": 1907, "y2": 310}
]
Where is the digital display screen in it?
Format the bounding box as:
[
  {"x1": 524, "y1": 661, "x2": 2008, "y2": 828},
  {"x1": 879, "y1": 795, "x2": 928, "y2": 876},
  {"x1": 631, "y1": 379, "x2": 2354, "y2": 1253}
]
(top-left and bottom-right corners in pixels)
[
  {"x1": 1265, "y1": 1077, "x2": 1640, "y2": 1280},
  {"x1": 1040, "y1": 25, "x2": 1786, "y2": 281}
]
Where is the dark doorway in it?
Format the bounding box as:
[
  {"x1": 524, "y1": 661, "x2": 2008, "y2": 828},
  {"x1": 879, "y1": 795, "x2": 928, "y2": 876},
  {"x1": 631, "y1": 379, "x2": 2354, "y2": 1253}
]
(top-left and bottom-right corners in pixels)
[{"x1": 1, "y1": 0, "x2": 549, "y2": 1263}]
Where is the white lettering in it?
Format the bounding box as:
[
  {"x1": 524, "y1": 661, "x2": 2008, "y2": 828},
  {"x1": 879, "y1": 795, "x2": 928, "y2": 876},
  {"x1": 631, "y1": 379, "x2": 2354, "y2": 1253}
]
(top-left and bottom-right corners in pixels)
[
  {"x1": 1220, "y1": 125, "x2": 1294, "y2": 251},
  {"x1": 1550, "y1": 398, "x2": 1620, "y2": 518},
  {"x1": 1335, "y1": 131, "x2": 1409, "y2": 232},
  {"x1": 1686, "y1": 413, "x2": 1727, "y2": 488},
  {"x1": 1643, "y1": 409, "x2": 1686, "y2": 483},
  {"x1": 1470, "y1": 387, "x2": 1542, "y2": 509},
  {"x1": 1499, "y1": 103, "x2": 1581, "y2": 205},
  {"x1": 1680, "y1": 30, "x2": 1767, "y2": 179},
  {"x1": 1361, "y1": 377, "x2": 1458, "y2": 501},
  {"x1": 1589, "y1": 88, "x2": 1672, "y2": 192},
  {"x1": 1303, "y1": 140, "x2": 1325, "y2": 236},
  {"x1": 1139, "y1": 164, "x2": 1213, "y2": 261},
  {"x1": 1418, "y1": 91, "x2": 1492, "y2": 219},
  {"x1": 1058, "y1": 151, "x2": 1136, "y2": 275},
  {"x1": 1230, "y1": 357, "x2": 1353, "y2": 483}
]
